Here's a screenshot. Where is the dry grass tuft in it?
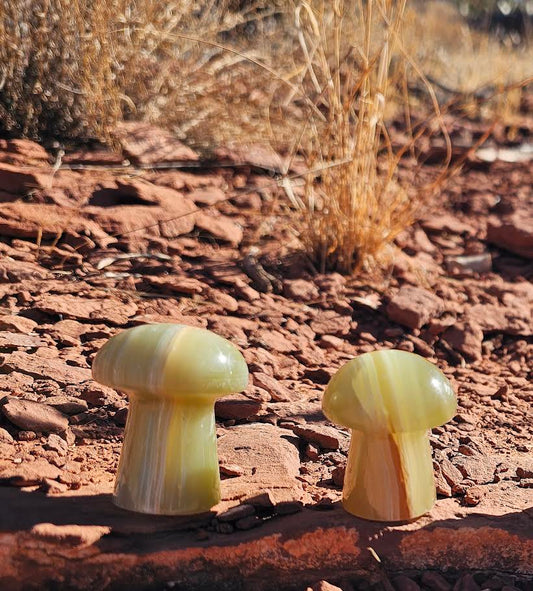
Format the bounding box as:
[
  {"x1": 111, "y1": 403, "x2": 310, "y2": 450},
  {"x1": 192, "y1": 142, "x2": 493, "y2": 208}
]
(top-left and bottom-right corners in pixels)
[
  {"x1": 0, "y1": 1, "x2": 284, "y2": 144},
  {"x1": 283, "y1": 0, "x2": 413, "y2": 274}
]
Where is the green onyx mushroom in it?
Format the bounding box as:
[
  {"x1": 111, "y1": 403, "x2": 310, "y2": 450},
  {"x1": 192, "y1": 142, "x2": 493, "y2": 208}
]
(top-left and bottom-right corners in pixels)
[
  {"x1": 322, "y1": 349, "x2": 456, "y2": 522},
  {"x1": 92, "y1": 323, "x2": 248, "y2": 515}
]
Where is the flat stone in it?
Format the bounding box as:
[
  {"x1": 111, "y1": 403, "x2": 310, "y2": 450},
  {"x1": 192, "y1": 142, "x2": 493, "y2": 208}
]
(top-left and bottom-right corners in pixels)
[
  {"x1": 89, "y1": 199, "x2": 196, "y2": 241},
  {"x1": 217, "y1": 504, "x2": 255, "y2": 523},
  {"x1": 469, "y1": 303, "x2": 531, "y2": 336},
  {"x1": 439, "y1": 458, "x2": 464, "y2": 489},
  {"x1": 215, "y1": 395, "x2": 263, "y2": 421},
  {"x1": 291, "y1": 424, "x2": 343, "y2": 450},
  {"x1": 252, "y1": 372, "x2": 293, "y2": 402},
  {"x1": 310, "y1": 310, "x2": 351, "y2": 336},
  {"x1": 32, "y1": 294, "x2": 138, "y2": 326},
  {"x1": 441, "y1": 321, "x2": 484, "y2": 361},
  {"x1": 253, "y1": 330, "x2": 295, "y2": 354},
  {"x1": 144, "y1": 275, "x2": 206, "y2": 295},
  {"x1": 195, "y1": 212, "x2": 243, "y2": 246},
  {"x1": 0, "y1": 162, "x2": 50, "y2": 195},
  {"x1": 487, "y1": 213, "x2": 533, "y2": 258},
  {"x1": 30, "y1": 523, "x2": 110, "y2": 547},
  {"x1": 116, "y1": 122, "x2": 199, "y2": 165},
  {"x1": 218, "y1": 423, "x2": 303, "y2": 505},
  {"x1": 0, "y1": 332, "x2": 45, "y2": 349},
  {"x1": 0, "y1": 397, "x2": 69, "y2": 433},
  {"x1": 387, "y1": 286, "x2": 444, "y2": 330},
  {"x1": 0, "y1": 315, "x2": 38, "y2": 334},
  {"x1": 0, "y1": 259, "x2": 52, "y2": 282},
  {"x1": 0, "y1": 203, "x2": 109, "y2": 243},
  {"x1": 421, "y1": 214, "x2": 475, "y2": 235},
  {"x1": 44, "y1": 433, "x2": 69, "y2": 456},
  {"x1": 452, "y1": 455, "x2": 499, "y2": 485},
  {"x1": 283, "y1": 279, "x2": 319, "y2": 302},
  {"x1": 0, "y1": 458, "x2": 62, "y2": 486},
  {"x1": 0, "y1": 427, "x2": 14, "y2": 442},
  {"x1": 0, "y1": 352, "x2": 91, "y2": 386},
  {"x1": 311, "y1": 581, "x2": 343, "y2": 591},
  {"x1": 188, "y1": 187, "x2": 226, "y2": 206},
  {"x1": 0, "y1": 139, "x2": 49, "y2": 166}
]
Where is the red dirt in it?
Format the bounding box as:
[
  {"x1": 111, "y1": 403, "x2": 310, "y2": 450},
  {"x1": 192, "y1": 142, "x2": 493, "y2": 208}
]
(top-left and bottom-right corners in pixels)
[{"x1": 0, "y1": 119, "x2": 531, "y2": 591}]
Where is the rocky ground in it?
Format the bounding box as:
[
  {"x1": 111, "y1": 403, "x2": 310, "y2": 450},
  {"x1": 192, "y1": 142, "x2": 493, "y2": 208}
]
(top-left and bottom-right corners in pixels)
[{"x1": 0, "y1": 115, "x2": 531, "y2": 591}]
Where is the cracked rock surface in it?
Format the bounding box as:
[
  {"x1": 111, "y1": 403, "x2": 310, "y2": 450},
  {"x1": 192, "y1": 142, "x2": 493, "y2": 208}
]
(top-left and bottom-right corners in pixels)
[{"x1": 0, "y1": 123, "x2": 531, "y2": 590}]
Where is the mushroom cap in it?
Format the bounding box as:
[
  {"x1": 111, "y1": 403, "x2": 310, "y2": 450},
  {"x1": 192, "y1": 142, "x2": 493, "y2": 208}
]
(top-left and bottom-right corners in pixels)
[
  {"x1": 92, "y1": 323, "x2": 248, "y2": 400},
  {"x1": 322, "y1": 349, "x2": 456, "y2": 434}
]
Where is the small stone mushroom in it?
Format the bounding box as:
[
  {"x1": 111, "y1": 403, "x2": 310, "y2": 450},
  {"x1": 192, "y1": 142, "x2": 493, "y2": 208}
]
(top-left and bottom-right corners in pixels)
[
  {"x1": 92, "y1": 323, "x2": 248, "y2": 515},
  {"x1": 322, "y1": 349, "x2": 456, "y2": 522}
]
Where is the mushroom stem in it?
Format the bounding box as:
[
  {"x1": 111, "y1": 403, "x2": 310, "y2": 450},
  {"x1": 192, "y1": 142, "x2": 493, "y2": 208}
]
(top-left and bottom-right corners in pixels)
[
  {"x1": 114, "y1": 395, "x2": 219, "y2": 515},
  {"x1": 343, "y1": 429, "x2": 435, "y2": 522}
]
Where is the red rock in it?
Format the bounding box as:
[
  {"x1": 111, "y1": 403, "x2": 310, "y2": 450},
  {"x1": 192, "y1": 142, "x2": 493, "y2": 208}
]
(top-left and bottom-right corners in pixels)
[
  {"x1": 32, "y1": 294, "x2": 137, "y2": 325},
  {"x1": 217, "y1": 504, "x2": 255, "y2": 523},
  {"x1": 188, "y1": 187, "x2": 226, "y2": 205},
  {"x1": 0, "y1": 139, "x2": 49, "y2": 165},
  {"x1": 0, "y1": 371, "x2": 34, "y2": 395},
  {"x1": 305, "y1": 443, "x2": 320, "y2": 461},
  {"x1": 439, "y1": 458, "x2": 464, "y2": 489},
  {"x1": 144, "y1": 275, "x2": 206, "y2": 295},
  {"x1": 252, "y1": 372, "x2": 293, "y2": 402},
  {"x1": 0, "y1": 203, "x2": 109, "y2": 242},
  {"x1": 44, "y1": 434, "x2": 69, "y2": 456},
  {"x1": 310, "y1": 310, "x2": 351, "y2": 336},
  {"x1": 45, "y1": 396, "x2": 88, "y2": 415},
  {"x1": 215, "y1": 395, "x2": 263, "y2": 420},
  {"x1": 441, "y1": 321, "x2": 484, "y2": 361},
  {"x1": 205, "y1": 290, "x2": 239, "y2": 313},
  {"x1": 0, "y1": 427, "x2": 14, "y2": 442},
  {"x1": 421, "y1": 214, "x2": 475, "y2": 235},
  {"x1": 219, "y1": 463, "x2": 245, "y2": 477},
  {"x1": 0, "y1": 331, "x2": 45, "y2": 349},
  {"x1": 218, "y1": 423, "x2": 303, "y2": 505},
  {"x1": 518, "y1": 478, "x2": 533, "y2": 488},
  {"x1": 0, "y1": 352, "x2": 91, "y2": 386},
  {"x1": 487, "y1": 213, "x2": 533, "y2": 258},
  {"x1": 0, "y1": 315, "x2": 38, "y2": 334},
  {"x1": 30, "y1": 523, "x2": 110, "y2": 547},
  {"x1": 0, "y1": 162, "x2": 50, "y2": 195},
  {"x1": 331, "y1": 466, "x2": 345, "y2": 487},
  {"x1": 214, "y1": 143, "x2": 284, "y2": 172},
  {"x1": 0, "y1": 259, "x2": 52, "y2": 282},
  {"x1": 0, "y1": 458, "x2": 61, "y2": 486},
  {"x1": 387, "y1": 286, "x2": 443, "y2": 330},
  {"x1": 116, "y1": 122, "x2": 199, "y2": 165},
  {"x1": 208, "y1": 316, "x2": 248, "y2": 346},
  {"x1": 70, "y1": 381, "x2": 123, "y2": 407},
  {"x1": 317, "y1": 335, "x2": 346, "y2": 350},
  {"x1": 253, "y1": 330, "x2": 295, "y2": 353},
  {"x1": 463, "y1": 485, "x2": 485, "y2": 506},
  {"x1": 283, "y1": 279, "x2": 319, "y2": 302},
  {"x1": 311, "y1": 581, "x2": 343, "y2": 591},
  {"x1": 88, "y1": 200, "x2": 196, "y2": 242},
  {"x1": 407, "y1": 335, "x2": 435, "y2": 357},
  {"x1": 434, "y1": 462, "x2": 452, "y2": 497},
  {"x1": 469, "y1": 303, "x2": 531, "y2": 336},
  {"x1": 420, "y1": 571, "x2": 452, "y2": 591},
  {"x1": 452, "y1": 456, "x2": 498, "y2": 484},
  {"x1": 0, "y1": 397, "x2": 69, "y2": 433},
  {"x1": 291, "y1": 424, "x2": 343, "y2": 450},
  {"x1": 195, "y1": 212, "x2": 243, "y2": 246}
]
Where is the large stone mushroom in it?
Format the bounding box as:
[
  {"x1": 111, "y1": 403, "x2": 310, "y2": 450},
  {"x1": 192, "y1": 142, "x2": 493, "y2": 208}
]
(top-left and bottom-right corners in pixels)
[
  {"x1": 322, "y1": 349, "x2": 456, "y2": 521},
  {"x1": 92, "y1": 323, "x2": 248, "y2": 515}
]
